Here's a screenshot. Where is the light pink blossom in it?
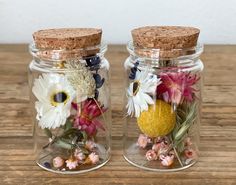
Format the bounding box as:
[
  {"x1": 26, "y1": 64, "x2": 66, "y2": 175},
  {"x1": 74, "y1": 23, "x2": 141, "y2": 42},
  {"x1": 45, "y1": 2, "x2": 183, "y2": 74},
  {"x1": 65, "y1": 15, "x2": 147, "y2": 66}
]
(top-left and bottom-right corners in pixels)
[
  {"x1": 157, "y1": 141, "x2": 169, "y2": 156},
  {"x1": 88, "y1": 152, "x2": 100, "y2": 164},
  {"x1": 185, "y1": 137, "x2": 192, "y2": 146},
  {"x1": 145, "y1": 150, "x2": 158, "y2": 161},
  {"x1": 65, "y1": 158, "x2": 78, "y2": 170},
  {"x1": 52, "y1": 156, "x2": 64, "y2": 168},
  {"x1": 74, "y1": 148, "x2": 86, "y2": 161},
  {"x1": 152, "y1": 143, "x2": 161, "y2": 152},
  {"x1": 137, "y1": 134, "x2": 149, "y2": 148},
  {"x1": 160, "y1": 155, "x2": 174, "y2": 167},
  {"x1": 85, "y1": 140, "x2": 97, "y2": 151},
  {"x1": 184, "y1": 148, "x2": 197, "y2": 159}
]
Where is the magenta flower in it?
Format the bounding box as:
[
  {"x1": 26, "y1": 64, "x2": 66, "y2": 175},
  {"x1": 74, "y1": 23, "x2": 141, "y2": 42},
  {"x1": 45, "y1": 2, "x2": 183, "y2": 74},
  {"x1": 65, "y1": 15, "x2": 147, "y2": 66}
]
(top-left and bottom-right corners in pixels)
[
  {"x1": 156, "y1": 72, "x2": 199, "y2": 104},
  {"x1": 73, "y1": 99, "x2": 106, "y2": 136}
]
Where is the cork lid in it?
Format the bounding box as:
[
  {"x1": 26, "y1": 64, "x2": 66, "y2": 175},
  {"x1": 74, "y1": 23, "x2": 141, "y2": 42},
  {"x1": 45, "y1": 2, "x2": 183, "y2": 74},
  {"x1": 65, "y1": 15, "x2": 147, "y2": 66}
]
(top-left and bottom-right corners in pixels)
[
  {"x1": 131, "y1": 26, "x2": 200, "y2": 58},
  {"x1": 32, "y1": 28, "x2": 102, "y2": 60}
]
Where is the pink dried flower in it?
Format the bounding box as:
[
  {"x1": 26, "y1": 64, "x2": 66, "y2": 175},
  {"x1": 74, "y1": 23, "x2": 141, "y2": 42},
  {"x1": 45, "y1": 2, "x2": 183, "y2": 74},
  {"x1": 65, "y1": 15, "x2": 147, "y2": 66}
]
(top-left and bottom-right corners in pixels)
[
  {"x1": 73, "y1": 99, "x2": 106, "y2": 136},
  {"x1": 145, "y1": 150, "x2": 158, "y2": 161},
  {"x1": 155, "y1": 136, "x2": 163, "y2": 143},
  {"x1": 156, "y1": 72, "x2": 199, "y2": 104},
  {"x1": 137, "y1": 134, "x2": 149, "y2": 148},
  {"x1": 65, "y1": 157, "x2": 78, "y2": 170},
  {"x1": 184, "y1": 148, "x2": 197, "y2": 159},
  {"x1": 185, "y1": 137, "x2": 192, "y2": 146},
  {"x1": 85, "y1": 140, "x2": 97, "y2": 151},
  {"x1": 155, "y1": 141, "x2": 169, "y2": 156},
  {"x1": 88, "y1": 152, "x2": 99, "y2": 164},
  {"x1": 160, "y1": 155, "x2": 174, "y2": 167},
  {"x1": 52, "y1": 156, "x2": 64, "y2": 168},
  {"x1": 74, "y1": 148, "x2": 86, "y2": 161},
  {"x1": 152, "y1": 143, "x2": 161, "y2": 152}
]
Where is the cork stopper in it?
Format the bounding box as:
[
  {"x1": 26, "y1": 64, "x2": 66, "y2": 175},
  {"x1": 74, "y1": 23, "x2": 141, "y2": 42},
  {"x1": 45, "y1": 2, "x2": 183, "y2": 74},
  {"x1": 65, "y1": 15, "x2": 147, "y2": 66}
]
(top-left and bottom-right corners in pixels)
[
  {"x1": 131, "y1": 26, "x2": 200, "y2": 58},
  {"x1": 32, "y1": 28, "x2": 102, "y2": 60}
]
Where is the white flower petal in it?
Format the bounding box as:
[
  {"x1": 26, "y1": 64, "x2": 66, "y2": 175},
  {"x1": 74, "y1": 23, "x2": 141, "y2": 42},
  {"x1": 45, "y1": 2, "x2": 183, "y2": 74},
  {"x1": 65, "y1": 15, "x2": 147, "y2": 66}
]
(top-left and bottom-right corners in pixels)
[
  {"x1": 32, "y1": 73, "x2": 75, "y2": 129},
  {"x1": 134, "y1": 102, "x2": 141, "y2": 118},
  {"x1": 126, "y1": 69, "x2": 161, "y2": 118},
  {"x1": 142, "y1": 93, "x2": 154, "y2": 105}
]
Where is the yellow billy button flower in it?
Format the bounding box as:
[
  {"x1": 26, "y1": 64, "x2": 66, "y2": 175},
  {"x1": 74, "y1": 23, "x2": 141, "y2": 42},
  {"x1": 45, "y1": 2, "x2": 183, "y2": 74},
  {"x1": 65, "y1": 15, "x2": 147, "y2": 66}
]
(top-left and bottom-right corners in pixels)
[{"x1": 137, "y1": 100, "x2": 176, "y2": 137}]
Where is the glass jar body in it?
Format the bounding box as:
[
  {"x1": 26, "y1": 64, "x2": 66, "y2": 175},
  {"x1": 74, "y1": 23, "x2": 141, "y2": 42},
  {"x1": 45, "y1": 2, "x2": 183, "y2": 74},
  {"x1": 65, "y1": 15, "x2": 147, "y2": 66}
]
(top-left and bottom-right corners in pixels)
[
  {"x1": 123, "y1": 44, "x2": 204, "y2": 171},
  {"x1": 28, "y1": 45, "x2": 111, "y2": 174}
]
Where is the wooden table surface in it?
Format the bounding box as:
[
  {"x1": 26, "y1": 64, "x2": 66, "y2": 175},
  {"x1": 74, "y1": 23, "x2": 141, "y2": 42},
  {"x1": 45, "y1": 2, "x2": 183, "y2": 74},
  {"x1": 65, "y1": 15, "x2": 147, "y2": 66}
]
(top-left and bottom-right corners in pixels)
[{"x1": 0, "y1": 44, "x2": 235, "y2": 185}]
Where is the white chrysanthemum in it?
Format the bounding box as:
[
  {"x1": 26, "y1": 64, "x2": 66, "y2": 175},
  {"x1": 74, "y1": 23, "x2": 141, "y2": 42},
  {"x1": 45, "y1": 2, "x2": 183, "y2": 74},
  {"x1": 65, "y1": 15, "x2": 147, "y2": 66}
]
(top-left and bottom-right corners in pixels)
[
  {"x1": 65, "y1": 61, "x2": 96, "y2": 102},
  {"x1": 32, "y1": 73, "x2": 76, "y2": 129},
  {"x1": 126, "y1": 70, "x2": 161, "y2": 118}
]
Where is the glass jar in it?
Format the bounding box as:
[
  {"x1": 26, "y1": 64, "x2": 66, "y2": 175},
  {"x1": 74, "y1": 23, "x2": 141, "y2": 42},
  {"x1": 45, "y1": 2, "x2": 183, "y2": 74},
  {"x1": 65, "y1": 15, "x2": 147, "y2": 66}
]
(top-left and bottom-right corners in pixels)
[
  {"x1": 123, "y1": 26, "x2": 204, "y2": 171},
  {"x1": 28, "y1": 28, "x2": 111, "y2": 174}
]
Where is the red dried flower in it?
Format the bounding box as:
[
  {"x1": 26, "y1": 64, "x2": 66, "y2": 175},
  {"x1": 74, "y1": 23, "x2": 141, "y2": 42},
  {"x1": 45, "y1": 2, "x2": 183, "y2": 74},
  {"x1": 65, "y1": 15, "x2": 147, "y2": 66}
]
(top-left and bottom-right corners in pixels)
[
  {"x1": 156, "y1": 72, "x2": 199, "y2": 104},
  {"x1": 73, "y1": 99, "x2": 106, "y2": 136}
]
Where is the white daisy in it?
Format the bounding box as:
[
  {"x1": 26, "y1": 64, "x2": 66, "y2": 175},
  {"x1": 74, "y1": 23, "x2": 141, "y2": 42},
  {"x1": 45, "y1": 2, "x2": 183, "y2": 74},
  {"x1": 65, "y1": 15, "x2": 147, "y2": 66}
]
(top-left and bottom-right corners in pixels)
[
  {"x1": 32, "y1": 73, "x2": 76, "y2": 129},
  {"x1": 126, "y1": 69, "x2": 161, "y2": 117}
]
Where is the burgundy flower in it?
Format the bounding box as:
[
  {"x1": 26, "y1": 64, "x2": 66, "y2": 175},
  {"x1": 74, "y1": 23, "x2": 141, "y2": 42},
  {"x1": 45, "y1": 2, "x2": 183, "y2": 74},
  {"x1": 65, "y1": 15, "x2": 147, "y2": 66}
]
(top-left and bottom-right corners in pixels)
[
  {"x1": 156, "y1": 72, "x2": 199, "y2": 104},
  {"x1": 73, "y1": 99, "x2": 106, "y2": 136}
]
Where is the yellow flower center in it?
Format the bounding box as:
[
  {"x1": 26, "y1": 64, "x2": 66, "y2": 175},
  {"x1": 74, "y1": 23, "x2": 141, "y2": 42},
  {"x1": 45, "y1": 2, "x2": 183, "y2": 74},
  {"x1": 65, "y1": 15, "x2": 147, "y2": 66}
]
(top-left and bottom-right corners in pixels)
[
  {"x1": 50, "y1": 91, "x2": 69, "y2": 107},
  {"x1": 132, "y1": 81, "x2": 140, "y2": 96}
]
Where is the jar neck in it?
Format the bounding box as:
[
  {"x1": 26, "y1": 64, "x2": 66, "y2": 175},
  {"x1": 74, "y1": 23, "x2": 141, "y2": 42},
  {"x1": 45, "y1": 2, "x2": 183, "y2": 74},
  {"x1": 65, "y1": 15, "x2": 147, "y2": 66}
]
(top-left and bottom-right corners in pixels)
[
  {"x1": 126, "y1": 41, "x2": 204, "y2": 70},
  {"x1": 29, "y1": 42, "x2": 107, "y2": 69}
]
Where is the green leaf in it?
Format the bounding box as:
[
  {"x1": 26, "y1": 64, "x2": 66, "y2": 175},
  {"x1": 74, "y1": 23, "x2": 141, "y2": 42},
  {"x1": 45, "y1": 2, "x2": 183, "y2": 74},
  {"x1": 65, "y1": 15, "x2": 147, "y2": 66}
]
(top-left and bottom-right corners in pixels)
[
  {"x1": 81, "y1": 131, "x2": 88, "y2": 142},
  {"x1": 172, "y1": 100, "x2": 197, "y2": 145},
  {"x1": 64, "y1": 120, "x2": 73, "y2": 131},
  {"x1": 54, "y1": 138, "x2": 74, "y2": 150}
]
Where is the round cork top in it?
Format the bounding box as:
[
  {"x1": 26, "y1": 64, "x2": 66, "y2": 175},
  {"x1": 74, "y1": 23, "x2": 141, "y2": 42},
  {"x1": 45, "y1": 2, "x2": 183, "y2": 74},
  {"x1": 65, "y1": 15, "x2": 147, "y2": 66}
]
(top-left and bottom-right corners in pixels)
[
  {"x1": 33, "y1": 28, "x2": 102, "y2": 50},
  {"x1": 132, "y1": 26, "x2": 200, "y2": 50}
]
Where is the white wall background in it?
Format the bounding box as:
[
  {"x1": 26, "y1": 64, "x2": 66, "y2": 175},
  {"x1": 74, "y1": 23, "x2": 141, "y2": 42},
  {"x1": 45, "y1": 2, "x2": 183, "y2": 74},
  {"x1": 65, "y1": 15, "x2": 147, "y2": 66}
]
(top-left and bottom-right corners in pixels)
[{"x1": 0, "y1": 0, "x2": 236, "y2": 44}]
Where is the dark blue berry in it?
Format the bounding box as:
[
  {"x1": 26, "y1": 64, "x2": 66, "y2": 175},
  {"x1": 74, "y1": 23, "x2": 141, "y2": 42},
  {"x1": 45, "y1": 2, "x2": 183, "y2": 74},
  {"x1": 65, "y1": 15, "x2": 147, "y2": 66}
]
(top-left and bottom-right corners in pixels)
[
  {"x1": 43, "y1": 162, "x2": 51, "y2": 169},
  {"x1": 129, "y1": 73, "x2": 136, "y2": 80},
  {"x1": 93, "y1": 73, "x2": 105, "y2": 88},
  {"x1": 129, "y1": 61, "x2": 139, "y2": 80},
  {"x1": 85, "y1": 55, "x2": 101, "y2": 67}
]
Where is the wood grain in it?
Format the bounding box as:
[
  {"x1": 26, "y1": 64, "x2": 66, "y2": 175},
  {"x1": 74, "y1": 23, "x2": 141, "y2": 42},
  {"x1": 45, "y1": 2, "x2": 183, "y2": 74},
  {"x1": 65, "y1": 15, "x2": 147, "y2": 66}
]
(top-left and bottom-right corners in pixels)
[{"x1": 0, "y1": 44, "x2": 235, "y2": 185}]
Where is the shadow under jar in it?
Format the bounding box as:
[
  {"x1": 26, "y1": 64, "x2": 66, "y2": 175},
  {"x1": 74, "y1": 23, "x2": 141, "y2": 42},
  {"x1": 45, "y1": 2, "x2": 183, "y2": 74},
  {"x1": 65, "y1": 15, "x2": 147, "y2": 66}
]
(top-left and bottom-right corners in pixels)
[
  {"x1": 123, "y1": 26, "x2": 204, "y2": 171},
  {"x1": 28, "y1": 28, "x2": 111, "y2": 174}
]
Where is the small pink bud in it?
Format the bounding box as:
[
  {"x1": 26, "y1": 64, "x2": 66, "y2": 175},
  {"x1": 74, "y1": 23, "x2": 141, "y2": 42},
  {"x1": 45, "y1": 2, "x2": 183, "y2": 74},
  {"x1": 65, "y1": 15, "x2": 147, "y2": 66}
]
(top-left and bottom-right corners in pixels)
[
  {"x1": 52, "y1": 156, "x2": 64, "y2": 168},
  {"x1": 184, "y1": 148, "x2": 197, "y2": 159},
  {"x1": 137, "y1": 134, "x2": 149, "y2": 148},
  {"x1": 145, "y1": 150, "x2": 158, "y2": 161},
  {"x1": 74, "y1": 148, "x2": 86, "y2": 161},
  {"x1": 85, "y1": 140, "x2": 97, "y2": 151},
  {"x1": 160, "y1": 155, "x2": 174, "y2": 167},
  {"x1": 65, "y1": 158, "x2": 78, "y2": 170},
  {"x1": 152, "y1": 143, "x2": 161, "y2": 152},
  {"x1": 185, "y1": 137, "x2": 192, "y2": 146},
  {"x1": 88, "y1": 152, "x2": 99, "y2": 164}
]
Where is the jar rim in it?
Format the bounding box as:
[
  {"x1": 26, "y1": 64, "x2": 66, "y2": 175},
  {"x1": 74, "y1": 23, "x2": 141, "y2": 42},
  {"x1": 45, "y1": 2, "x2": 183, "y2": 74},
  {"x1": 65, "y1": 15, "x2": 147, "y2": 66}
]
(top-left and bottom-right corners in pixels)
[
  {"x1": 126, "y1": 41, "x2": 204, "y2": 60},
  {"x1": 29, "y1": 41, "x2": 107, "y2": 61}
]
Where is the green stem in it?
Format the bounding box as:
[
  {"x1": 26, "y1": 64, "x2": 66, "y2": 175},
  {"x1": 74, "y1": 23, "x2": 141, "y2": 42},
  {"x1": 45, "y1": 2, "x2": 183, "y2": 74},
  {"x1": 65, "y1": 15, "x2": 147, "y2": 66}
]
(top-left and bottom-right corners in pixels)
[{"x1": 173, "y1": 145, "x2": 184, "y2": 167}]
